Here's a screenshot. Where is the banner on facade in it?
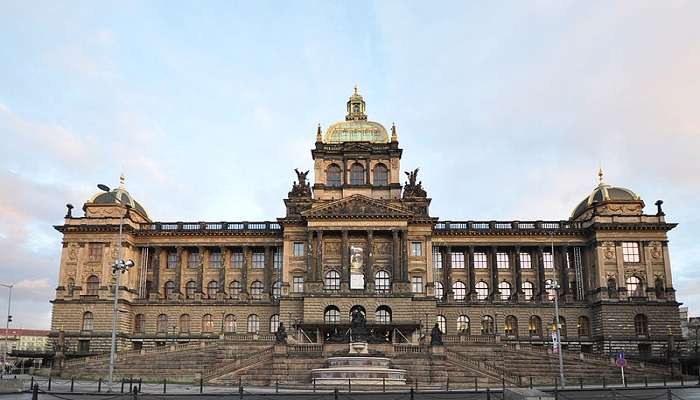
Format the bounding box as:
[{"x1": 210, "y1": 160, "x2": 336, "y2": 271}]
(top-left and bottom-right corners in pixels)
[{"x1": 350, "y1": 245, "x2": 365, "y2": 289}]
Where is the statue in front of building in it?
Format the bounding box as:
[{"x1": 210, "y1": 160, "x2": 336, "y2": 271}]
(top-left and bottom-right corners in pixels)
[
  {"x1": 430, "y1": 323, "x2": 444, "y2": 346},
  {"x1": 275, "y1": 322, "x2": 288, "y2": 344},
  {"x1": 350, "y1": 309, "x2": 369, "y2": 342}
]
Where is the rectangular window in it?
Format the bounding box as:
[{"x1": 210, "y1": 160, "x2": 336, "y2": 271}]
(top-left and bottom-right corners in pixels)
[
  {"x1": 273, "y1": 249, "x2": 282, "y2": 269},
  {"x1": 451, "y1": 252, "x2": 465, "y2": 269},
  {"x1": 88, "y1": 243, "x2": 103, "y2": 262},
  {"x1": 411, "y1": 276, "x2": 424, "y2": 293},
  {"x1": 622, "y1": 242, "x2": 640, "y2": 263},
  {"x1": 252, "y1": 252, "x2": 265, "y2": 269},
  {"x1": 293, "y1": 242, "x2": 305, "y2": 257},
  {"x1": 188, "y1": 252, "x2": 202, "y2": 268},
  {"x1": 496, "y1": 252, "x2": 509, "y2": 269},
  {"x1": 77, "y1": 340, "x2": 90, "y2": 354},
  {"x1": 231, "y1": 251, "x2": 244, "y2": 268},
  {"x1": 209, "y1": 252, "x2": 223, "y2": 268},
  {"x1": 411, "y1": 242, "x2": 423, "y2": 257},
  {"x1": 519, "y1": 253, "x2": 532, "y2": 269},
  {"x1": 543, "y1": 252, "x2": 554, "y2": 269},
  {"x1": 167, "y1": 252, "x2": 178, "y2": 269},
  {"x1": 432, "y1": 247, "x2": 442, "y2": 269},
  {"x1": 473, "y1": 252, "x2": 487, "y2": 269},
  {"x1": 292, "y1": 276, "x2": 304, "y2": 293}
]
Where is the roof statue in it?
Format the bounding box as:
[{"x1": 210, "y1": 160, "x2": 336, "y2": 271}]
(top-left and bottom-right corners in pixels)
[
  {"x1": 289, "y1": 168, "x2": 312, "y2": 198},
  {"x1": 403, "y1": 168, "x2": 427, "y2": 199}
]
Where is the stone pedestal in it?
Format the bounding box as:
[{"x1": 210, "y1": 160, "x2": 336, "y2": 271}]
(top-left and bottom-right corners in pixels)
[
  {"x1": 429, "y1": 345, "x2": 445, "y2": 355},
  {"x1": 349, "y1": 341, "x2": 369, "y2": 355}
]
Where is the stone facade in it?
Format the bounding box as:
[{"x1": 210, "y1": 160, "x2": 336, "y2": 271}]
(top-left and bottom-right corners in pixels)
[{"x1": 50, "y1": 89, "x2": 681, "y2": 365}]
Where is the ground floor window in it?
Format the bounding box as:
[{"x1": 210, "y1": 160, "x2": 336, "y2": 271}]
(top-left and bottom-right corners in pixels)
[{"x1": 77, "y1": 340, "x2": 90, "y2": 354}]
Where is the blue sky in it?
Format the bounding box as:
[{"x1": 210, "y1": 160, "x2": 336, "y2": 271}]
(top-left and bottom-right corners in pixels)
[{"x1": 1, "y1": 1, "x2": 698, "y2": 329}]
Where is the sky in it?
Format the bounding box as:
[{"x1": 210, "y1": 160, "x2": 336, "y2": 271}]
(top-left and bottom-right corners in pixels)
[{"x1": 0, "y1": 1, "x2": 699, "y2": 329}]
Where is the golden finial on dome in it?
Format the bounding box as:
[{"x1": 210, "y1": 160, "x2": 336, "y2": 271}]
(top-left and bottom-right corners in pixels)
[
  {"x1": 597, "y1": 167, "x2": 604, "y2": 185},
  {"x1": 354, "y1": 84, "x2": 359, "y2": 95},
  {"x1": 119, "y1": 172, "x2": 125, "y2": 188}
]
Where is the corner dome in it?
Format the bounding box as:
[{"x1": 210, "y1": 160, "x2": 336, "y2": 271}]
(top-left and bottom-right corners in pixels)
[
  {"x1": 571, "y1": 181, "x2": 641, "y2": 220},
  {"x1": 86, "y1": 177, "x2": 149, "y2": 218},
  {"x1": 323, "y1": 87, "x2": 389, "y2": 144}
]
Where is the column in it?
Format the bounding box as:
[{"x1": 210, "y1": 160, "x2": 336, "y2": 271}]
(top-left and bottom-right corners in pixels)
[
  {"x1": 536, "y1": 246, "x2": 546, "y2": 300},
  {"x1": 444, "y1": 246, "x2": 453, "y2": 301},
  {"x1": 514, "y1": 247, "x2": 522, "y2": 302},
  {"x1": 197, "y1": 246, "x2": 205, "y2": 294},
  {"x1": 392, "y1": 230, "x2": 400, "y2": 282},
  {"x1": 241, "y1": 245, "x2": 249, "y2": 293},
  {"x1": 219, "y1": 246, "x2": 227, "y2": 293},
  {"x1": 401, "y1": 230, "x2": 409, "y2": 283},
  {"x1": 264, "y1": 246, "x2": 272, "y2": 295},
  {"x1": 341, "y1": 230, "x2": 350, "y2": 283},
  {"x1": 468, "y1": 246, "x2": 476, "y2": 297},
  {"x1": 366, "y1": 230, "x2": 374, "y2": 289},
  {"x1": 175, "y1": 246, "x2": 183, "y2": 294},
  {"x1": 489, "y1": 246, "x2": 498, "y2": 299},
  {"x1": 307, "y1": 231, "x2": 314, "y2": 281},
  {"x1": 559, "y1": 245, "x2": 570, "y2": 297},
  {"x1": 151, "y1": 246, "x2": 161, "y2": 296},
  {"x1": 316, "y1": 230, "x2": 324, "y2": 282},
  {"x1": 158, "y1": 247, "x2": 167, "y2": 295}
]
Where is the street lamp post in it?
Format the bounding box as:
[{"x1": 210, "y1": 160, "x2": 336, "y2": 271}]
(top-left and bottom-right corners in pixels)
[
  {"x1": 552, "y1": 279, "x2": 566, "y2": 388},
  {"x1": 97, "y1": 184, "x2": 134, "y2": 392},
  {"x1": 1, "y1": 283, "x2": 13, "y2": 375}
]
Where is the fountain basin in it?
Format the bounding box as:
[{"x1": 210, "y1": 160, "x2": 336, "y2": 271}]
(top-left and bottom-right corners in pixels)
[{"x1": 312, "y1": 356, "x2": 406, "y2": 385}]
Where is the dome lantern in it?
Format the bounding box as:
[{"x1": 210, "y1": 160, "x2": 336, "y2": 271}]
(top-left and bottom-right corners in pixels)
[{"x1": 323, "y1": 87, "x2": 389, "y2": 144}]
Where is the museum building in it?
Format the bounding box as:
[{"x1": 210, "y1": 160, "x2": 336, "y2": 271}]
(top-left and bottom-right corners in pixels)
[{"x1": 50, "y1": 89, "x2": 681, "y2": 363}]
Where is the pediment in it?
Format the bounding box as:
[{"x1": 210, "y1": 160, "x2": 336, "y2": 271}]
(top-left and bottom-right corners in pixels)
[{"x1": 302, "y1": 195, "x2": 414, "y2": 219}]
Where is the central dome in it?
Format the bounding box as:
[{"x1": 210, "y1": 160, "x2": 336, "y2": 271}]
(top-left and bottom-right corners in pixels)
[{"x1": 323, "y1": 87, "x2": 389, "y2": 144}]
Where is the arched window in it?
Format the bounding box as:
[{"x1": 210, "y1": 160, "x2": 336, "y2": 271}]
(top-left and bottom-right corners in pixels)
[
  {"x1": 375, "y1": 306, "x2": 392, "y2": 325},
  {"x1": 375, "y1": 270, "x2": 391, "y2": 292},
  {"x1": 655, "y1": 278, "x2": 665, "y2": 299},
  {"x1": 522, "y1": 281, "x2": 534, "y2": 301},
  {"x1": 504, "y1": 315, "x2": 518, "y2": 336},
  {"x1": 350, "y1": 163, "x2": 365, "y2": 185},
  {"x1": 157, "y1": 314, "x2": 168, "y2": 333},
  {"x1": 179, "y1": 314, "x2": 191, "y2": 333},
  {"x1": 499, "y1": 281, "x2": 512, "y2": 301},
  {"x1": 436, "y1": 315, "x2": 446, "y2": 334},
  {"x1": 164, "y1": 281, "x2": 176, "y2": 297},
  {"x1": 626, "y1": 276, "x2": 643, "y2": 297},
  {"x1": 607, "y1": 278, "x2": 618, "y2": 299},
  {"x1": 373, "y1": 163, "x2": 388, "y2": 186},
  {"x1": 247, "y1": 314, "x2": 259, "y2": 333},
  {"x1": 528, "y1": 316, "x2": 542, "y2": 337},
  {"x1": 134, "y1": 314, "x2": 145, "y2": 334},
  {"x1": 186, "y1": 280, "x2": 197, "y2": 298},
  {"x1": 634, "y1": 314, "x2": 649, "y2": 336},
  {"x1": 229, "y1": 280, "x2": 242, "y2": 296},
  {"x1": 202, "y1": 314, "x2": 214, "y2": 333},
  {"x1": 327, "y1": 164, "x2": 342, "y2": 187},
  {"x1": 250, "y1": 281, "x2": 264, "y2": 300},
  {"x1": 544, "y1": 279, "x2": 556, "y2": 301},
  {"x1": 270, "y1": 314, "x2": 280, "y2": 333},
  {"x1": 82, "y1": 312, "x2": 94, "y2": 331},
  {"x1": 66, "y1": 278, "x2": 75, "y2": 296},
  {"x1": 86, "y1": 275, "x2": 99, "y2": 296},
  {"x1": 224, "y1": 314, "x2": 236, "y2": 333},
  {"x1": 435, "y1": 281, "x2": 444, "y2": 301},
  {"x1": 207, "y1": 281, "x2": 219, "y2": 298},
  {"x1": 453, "y1": 281, "x2": 466, "y2": 301},
  {"x1": 324, "y1": 270, "x2": 341, "y2": 291},
  {"x1": 272, "y1": 281, "x2": 282, "y2": 299},
  {"x1": 457, "y1": 315, "x2": 470, "y2": 334},
  {"x1": 577, "y1": 316, "x2": 591, "y2": 337},
  {"x1": 324, "y1": 306, "x2": 341, "y2": 324},
  {"x1": 481, "y1": 315, "x2": 494, "y2": 335},
  {"x1": 475, "y1": 281, "x2": 489, "y2": 300}
]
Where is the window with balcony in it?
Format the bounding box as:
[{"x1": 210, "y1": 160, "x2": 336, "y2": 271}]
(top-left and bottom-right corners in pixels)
[{"x1": 457, "y1": 315, "x2": 470, "y2": 334}]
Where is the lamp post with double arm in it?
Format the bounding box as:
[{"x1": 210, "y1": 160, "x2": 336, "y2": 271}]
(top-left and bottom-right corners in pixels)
[
  {"x1": 97, "y1": 184, "x2": 135, "y2": 392},
  {"x1": 0, "y1": 283, "x2": 13, "y2": 375}
]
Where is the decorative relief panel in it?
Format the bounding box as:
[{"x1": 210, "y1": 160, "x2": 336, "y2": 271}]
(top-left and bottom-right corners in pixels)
[
  {"x1": 649, "y1": 241, "x2": 663, "y2": 260},
  {"x1": 324, "y1": 242, "x2": 341, "y2": 256},
  {"x1": 602, "y1": 242, "x2": 616, "y2": 260},
  {"x1": 373, "y1": 242, "x2": 392, "y2": 256}
]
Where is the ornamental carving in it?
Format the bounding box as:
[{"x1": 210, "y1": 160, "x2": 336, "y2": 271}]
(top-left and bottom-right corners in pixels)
[
  {"x1": 650, "y1": 241, "x2": 662, "y2": 259},
  {"x1": 374, "y1": 242, "x2": 392, "y2": 255},
  {"x1": 324, "y1": 242, "x2": 341, "y2": 256},
  {"x1": 602, "y1": 241, "x2": 616, "y2": 260},
  {"x1": 67, "y1": 244, "x2": 78, "y2": 261},
  {"x1": 302, "y1": 195, "x2": 413, "y2": 218},
  {"x1": 624, "y1": 268, "x2": 646, "y2": 281}
]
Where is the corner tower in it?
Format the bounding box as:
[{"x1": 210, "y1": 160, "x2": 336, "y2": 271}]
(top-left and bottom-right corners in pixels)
[{"x1": 311, "y1": 88, "x2": 403, "y2": 201}]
